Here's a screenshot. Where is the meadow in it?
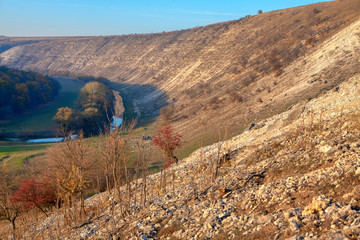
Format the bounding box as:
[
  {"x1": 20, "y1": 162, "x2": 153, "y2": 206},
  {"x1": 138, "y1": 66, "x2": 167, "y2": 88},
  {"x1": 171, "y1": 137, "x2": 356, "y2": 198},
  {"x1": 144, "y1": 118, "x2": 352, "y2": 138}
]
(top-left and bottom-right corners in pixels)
[
  {"x1": 0, "y1": 77, "x2": 84, "y2": 137},
  {"x1": 0, "y1": 140, "x2": 49, "y2": 169}
]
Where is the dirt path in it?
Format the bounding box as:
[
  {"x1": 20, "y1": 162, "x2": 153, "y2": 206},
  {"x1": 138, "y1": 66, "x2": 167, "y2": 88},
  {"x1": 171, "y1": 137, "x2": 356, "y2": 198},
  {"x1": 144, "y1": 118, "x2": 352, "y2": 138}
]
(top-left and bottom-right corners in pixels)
[
  {"x1": 112, "y1": 89, "x2": 140, "y2": 125},
  {"x1": 112, "y1": 90, "x2": 125, "y2": 118}
]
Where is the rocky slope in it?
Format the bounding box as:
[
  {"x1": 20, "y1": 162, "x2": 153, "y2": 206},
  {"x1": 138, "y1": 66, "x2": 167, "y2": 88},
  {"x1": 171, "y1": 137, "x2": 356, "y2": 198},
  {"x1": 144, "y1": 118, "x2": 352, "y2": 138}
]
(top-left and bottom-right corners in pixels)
[
  {"x1": 1, "y1": 1, "x2": 360, "y2": 151},
  {"x1": 12, "y1": 56, "x2": 360, "y2": 240},
  {"x1": 1, "y1": 1, "x2": 360, "y2": 239}
]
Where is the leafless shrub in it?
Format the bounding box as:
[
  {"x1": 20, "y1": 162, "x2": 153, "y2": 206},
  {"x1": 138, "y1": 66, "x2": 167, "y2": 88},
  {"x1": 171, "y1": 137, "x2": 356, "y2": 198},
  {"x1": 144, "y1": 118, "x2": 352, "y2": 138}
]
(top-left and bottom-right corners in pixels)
[
  {"x1": 98, "y1": 122, "x2": 135, "y2": 215},
  {"x1": 134, "y1": 138, "x2": 152, "y2": 206},
  {"x1": 213, "y1": 125, "x2": 229, "y2": 181},
  {"x1": 0, "y1": 169, "x2": 22, "y2": 240},
  {"x1": 47, "y1": 132, "x2": 96, "y2": 225},
  {"x1": 313, "y1": 8, "x2": 322, "y2": 14},
  {"x1": 238, "y1": 56, "x2": 249, "y2": 68},
  {"x1": 242, "y1": 71, "x2": 258, "y2": 87},
  {"x1": 160, "y1": 105, "x2": 174, "y2": 123},
  {"x1": 272, "y1": 62, "x2": 282, "y2": 73},
  {"x1": 306, "y1": 36, "x2": 316, "y2": 46},
  {"x1": 184, "y1": 88, "x2": 198, "y2": 99},
  {"x1": 209, "y1": 96, "x2": 220, "y2": 105},
  {"x1": 184, "y1": 82, "x2": 212, "y2": 99}
]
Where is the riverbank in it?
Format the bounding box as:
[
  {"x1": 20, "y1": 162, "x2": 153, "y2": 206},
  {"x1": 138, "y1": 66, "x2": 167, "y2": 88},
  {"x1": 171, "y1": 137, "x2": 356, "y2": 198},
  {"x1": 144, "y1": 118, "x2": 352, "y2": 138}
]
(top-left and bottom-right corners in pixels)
[{"x1": 1, "y1": 80, "x2": 125, "y2": 142}]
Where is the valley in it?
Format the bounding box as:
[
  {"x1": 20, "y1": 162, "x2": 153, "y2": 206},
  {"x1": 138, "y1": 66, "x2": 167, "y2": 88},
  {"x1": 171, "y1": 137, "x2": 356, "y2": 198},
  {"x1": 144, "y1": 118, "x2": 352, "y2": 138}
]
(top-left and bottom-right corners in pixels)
[
  {"x1": 1, "y1": 0, "x2": 360, "y2": 239},
  {"x1": 1, "y1": 0, "x2": 360, "y2": 157}
]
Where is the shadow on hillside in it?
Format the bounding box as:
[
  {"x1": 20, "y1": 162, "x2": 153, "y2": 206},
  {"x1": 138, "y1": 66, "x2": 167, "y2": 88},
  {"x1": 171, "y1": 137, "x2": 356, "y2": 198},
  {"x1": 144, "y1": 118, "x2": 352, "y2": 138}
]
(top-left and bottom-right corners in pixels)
[{"x1": 106, "y1": 80, "x2": 169, "y2": 127}]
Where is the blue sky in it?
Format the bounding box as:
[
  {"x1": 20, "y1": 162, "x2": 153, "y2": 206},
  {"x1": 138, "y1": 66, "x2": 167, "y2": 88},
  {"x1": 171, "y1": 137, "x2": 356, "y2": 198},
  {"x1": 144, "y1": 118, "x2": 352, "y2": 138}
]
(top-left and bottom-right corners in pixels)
[{"x1": 0, "y1": 0, "x2": 329, "y2": 37}]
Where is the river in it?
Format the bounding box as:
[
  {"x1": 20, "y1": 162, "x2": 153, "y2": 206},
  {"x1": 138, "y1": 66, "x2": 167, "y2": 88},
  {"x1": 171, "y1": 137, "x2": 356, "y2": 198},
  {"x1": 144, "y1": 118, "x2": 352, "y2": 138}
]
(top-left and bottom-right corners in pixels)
[
  {"x1": 7, "y1": 116, "x2": 123, "y2": 143},
  {"x1": 6, "y1": 87, "x2": 125, "y2": 143}
]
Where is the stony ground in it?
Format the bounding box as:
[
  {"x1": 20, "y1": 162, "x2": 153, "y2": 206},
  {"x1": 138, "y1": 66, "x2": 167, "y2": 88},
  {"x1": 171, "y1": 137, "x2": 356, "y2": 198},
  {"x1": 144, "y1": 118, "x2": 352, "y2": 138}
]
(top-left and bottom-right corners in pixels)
[
  {"x1": 14, "y1": 73, "x2": 359, "y2": 240},
  {"x1": 1, "y1": 2, "x2": 360, "y2": 239}
]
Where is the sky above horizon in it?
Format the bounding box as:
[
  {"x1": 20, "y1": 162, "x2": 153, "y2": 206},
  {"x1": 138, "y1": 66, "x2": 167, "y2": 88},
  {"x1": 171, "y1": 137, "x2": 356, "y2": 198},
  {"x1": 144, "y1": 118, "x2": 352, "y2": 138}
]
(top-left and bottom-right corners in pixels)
[{"x1": 0, "y1": 0, "x2": 329, "y2": 37}]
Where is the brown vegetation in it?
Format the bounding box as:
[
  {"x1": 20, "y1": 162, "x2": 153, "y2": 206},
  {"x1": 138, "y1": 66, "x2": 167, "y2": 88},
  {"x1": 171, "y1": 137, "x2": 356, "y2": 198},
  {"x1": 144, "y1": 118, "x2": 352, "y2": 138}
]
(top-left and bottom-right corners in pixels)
[{"x1": 0, "y1": 0, "x2": 360, "y2": 238}]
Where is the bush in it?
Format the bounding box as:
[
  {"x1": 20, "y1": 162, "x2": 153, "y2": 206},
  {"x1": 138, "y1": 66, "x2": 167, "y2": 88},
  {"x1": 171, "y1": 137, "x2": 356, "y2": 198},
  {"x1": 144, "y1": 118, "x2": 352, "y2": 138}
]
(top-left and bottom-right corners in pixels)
[
  {"x1": 153, "y1": 125, "x2": 182, "y2": 161},
  {"x1": 11, "y1": 177, "x2": 56, "y2": 216},
  {"x1": 227, "y1": 91, "x2": 243, "y2": 103}
]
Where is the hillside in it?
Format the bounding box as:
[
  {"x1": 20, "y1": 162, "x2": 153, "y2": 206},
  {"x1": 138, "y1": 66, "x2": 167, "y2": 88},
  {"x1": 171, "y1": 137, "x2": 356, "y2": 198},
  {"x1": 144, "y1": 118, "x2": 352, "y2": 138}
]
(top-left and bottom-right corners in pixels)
[
  {"x1": 1, "y1": 0, "x2": 360, "y2": 155},
  {"x1": 3, "y1": 38, "x2": 360, "y2": 240},
  {"x1": 0, "y1": 36, "x2": 87, "y2": 54},
  {"x1": 1, "y1": 1, "x2": 360, "y2": 239}
]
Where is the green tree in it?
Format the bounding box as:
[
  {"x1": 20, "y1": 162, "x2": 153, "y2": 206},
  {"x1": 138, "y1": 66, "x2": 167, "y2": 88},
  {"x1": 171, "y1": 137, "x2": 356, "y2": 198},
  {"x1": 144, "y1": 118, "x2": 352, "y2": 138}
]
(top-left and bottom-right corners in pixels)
[
  {"x1": 0, "y1": 66, "x2": 60, "y2": 119},
  {"x1": 53, "y1": 107, "x2": 82, "y2": 134}
]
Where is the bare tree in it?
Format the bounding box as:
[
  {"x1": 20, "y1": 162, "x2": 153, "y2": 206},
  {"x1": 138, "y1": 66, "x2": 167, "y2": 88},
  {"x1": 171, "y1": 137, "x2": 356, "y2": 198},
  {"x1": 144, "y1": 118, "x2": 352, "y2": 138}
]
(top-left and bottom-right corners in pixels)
[
  {"x1": 98, "y1": 122, "x2": 134, "y2": 215},
  {"x1": 213, "y1": 126, "x2": 229, "y2": 181},
  {"x1": 134, "y1": 138, "x2": 152, "y2": 207},
  {"x1": 0, "y1": 169, "x2": 21, "y2": 240},
  {"x1": 47, "y1": 132, "x2": 96, "y2": 224}
]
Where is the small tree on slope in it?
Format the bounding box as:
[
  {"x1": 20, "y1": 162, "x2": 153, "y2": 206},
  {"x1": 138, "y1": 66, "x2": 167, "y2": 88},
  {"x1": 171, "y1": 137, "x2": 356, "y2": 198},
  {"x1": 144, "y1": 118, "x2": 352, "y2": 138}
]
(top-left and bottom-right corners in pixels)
[
  {"x1": 153, "y1": 125, "x2": 182, "y2": 193},
  {"x1": 153, "y1": 125, "x2": 182, "y2": 165},
  {"x1": 11, "y1": 177, "x2": 56, "y2": 217}
]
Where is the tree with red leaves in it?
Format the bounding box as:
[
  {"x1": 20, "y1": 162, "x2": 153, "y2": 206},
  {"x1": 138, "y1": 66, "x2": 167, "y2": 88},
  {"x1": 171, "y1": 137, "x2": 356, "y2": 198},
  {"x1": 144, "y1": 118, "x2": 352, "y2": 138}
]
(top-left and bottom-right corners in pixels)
[
  {"x1": 153, "y1": 125, "x2": 182, "y2": 164},
  {"x1": 11, "y1": 177, "x2": 56, "y2": 217},
  {"x1": 153, "y1": 125, "x2": 181, "y2": 194}
]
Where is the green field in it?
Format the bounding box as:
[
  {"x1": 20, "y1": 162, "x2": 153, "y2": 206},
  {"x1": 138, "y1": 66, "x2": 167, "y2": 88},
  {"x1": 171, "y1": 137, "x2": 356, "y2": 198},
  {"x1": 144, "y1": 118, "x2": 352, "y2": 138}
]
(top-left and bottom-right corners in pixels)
[
  {"x1": 0, "y1": 140, "x2": 49, "y2": 169},
  {"x1": 0, "y1": 78, "x2": 84, "y2": 135}
]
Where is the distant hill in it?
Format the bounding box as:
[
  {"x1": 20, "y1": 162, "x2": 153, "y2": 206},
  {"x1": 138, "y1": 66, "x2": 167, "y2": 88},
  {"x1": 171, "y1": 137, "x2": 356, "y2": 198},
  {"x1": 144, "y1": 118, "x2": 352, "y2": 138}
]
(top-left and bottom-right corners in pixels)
[{"x1": 0, "y1": 66, "x2": 60, "y2": 119}]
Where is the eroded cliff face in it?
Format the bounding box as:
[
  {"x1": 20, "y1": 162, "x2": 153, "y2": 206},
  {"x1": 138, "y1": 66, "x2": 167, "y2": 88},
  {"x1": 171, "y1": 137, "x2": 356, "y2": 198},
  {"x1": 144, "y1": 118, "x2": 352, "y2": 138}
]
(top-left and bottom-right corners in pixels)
[{"x1": 1, "y1": 0, "x2": 360, "y2": 150}]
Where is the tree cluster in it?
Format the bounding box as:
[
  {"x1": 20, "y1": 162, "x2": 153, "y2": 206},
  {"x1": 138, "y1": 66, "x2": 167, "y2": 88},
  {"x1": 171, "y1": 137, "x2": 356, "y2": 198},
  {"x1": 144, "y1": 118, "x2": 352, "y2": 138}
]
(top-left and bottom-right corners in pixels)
[
  {"x1": 0, "y1": 66, "x2": 60, "y2": 119},
  {"x1": 53, "y1": 81, "x2": 114, "y2": 136}
]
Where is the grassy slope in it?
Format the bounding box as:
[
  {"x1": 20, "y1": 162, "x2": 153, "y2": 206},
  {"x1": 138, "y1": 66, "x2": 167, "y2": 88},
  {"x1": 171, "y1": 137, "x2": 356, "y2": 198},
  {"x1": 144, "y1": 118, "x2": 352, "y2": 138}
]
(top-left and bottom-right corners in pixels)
[{"x1": 0, "y1": 140, "x2": 49, "y2": 168}]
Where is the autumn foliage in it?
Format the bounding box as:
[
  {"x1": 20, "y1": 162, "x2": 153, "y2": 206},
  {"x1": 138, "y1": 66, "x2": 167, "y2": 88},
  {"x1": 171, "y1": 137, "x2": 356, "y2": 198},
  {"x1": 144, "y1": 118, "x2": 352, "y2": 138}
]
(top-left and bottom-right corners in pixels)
[
  {"x1": 11, "y1": 177, "x2": 56, "y2": 216},
  {"x1": 153, "y1": 125, "x2": 182, "y2": 167}
]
